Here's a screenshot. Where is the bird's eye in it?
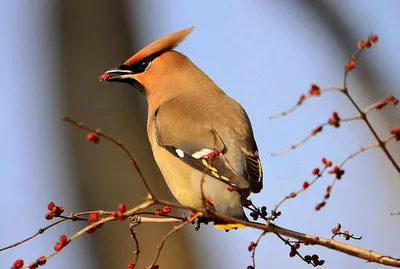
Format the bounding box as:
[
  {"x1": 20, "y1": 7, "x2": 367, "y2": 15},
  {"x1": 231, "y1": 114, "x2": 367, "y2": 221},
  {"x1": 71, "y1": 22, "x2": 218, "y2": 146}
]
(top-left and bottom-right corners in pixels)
[{"x1": 139, "y1": 60, "x2": 151, "y2": 72}]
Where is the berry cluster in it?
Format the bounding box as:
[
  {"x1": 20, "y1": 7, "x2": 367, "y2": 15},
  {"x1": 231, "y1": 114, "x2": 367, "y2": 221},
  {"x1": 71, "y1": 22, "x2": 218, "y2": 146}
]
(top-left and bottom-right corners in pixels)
[
  {"x1": 345, "y1": 34, "x2": 378, "y2": 71},
  {"x1": 12, "y1": 256, "x2": 47, "y2": 269},
  {"x1": 54, "y1": 234, "x2": 69, "y2": 251},
  {"x1": 391, "y1": 127, "x2": 400, "y2": 141},
  {"x1": 154, "y1": 206, "x2": 172, "y2": 216},
  {"x1": 111, "y1": 203, "x2": 128, "y2": 220},
  {"x1": 375, "y1": 95, "x2": 399, "y2": 110},
  {"x1": 45, "y1": 202, "x2": 64, "y2": 220}
]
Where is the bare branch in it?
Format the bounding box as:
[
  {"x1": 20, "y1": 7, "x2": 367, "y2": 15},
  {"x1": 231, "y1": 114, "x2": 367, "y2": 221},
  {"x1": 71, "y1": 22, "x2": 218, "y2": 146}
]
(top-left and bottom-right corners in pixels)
[
  {"x1": 269, "y1": 86, "x2": 341, "y2": 120},
  {"x1": 148, "y1": 212, "x2": 202, "y2": 269},
  {"x1": 272, "y1": 116, "x2": 360, "y2": 157},
  {"x1": 61, "y1": 117, "x2": 155, "y2": 199},
  {"x1": 129, "y1": 222, "x2": 141, "y2": 266}
]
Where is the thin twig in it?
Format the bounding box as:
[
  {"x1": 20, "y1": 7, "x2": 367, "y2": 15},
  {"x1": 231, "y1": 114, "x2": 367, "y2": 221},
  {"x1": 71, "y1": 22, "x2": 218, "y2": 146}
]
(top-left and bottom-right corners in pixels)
[
  {"x1": 148, "y1": 212, "x2": 202, "y2": 269},
  {"x1": 275, "y1": 233, "x2": 319, "y2": 266},
  {"x1": 0, "y1": 210, "x2": 111, "y2": 252},
  {"x1": 272, "y1": 116, "x2": 360, "y2": 157},
  {"x1": 251, "y1": 231, "x2": 267, "y2": 269},
  {"x1": 332, "y1": 232, "x2": 362, "y2": 241},
  {"x1": 61, "y1": 116, "x2": 155, "y2": 199},
  {"x1": 129, "y1": 224, "x2": 141, "y2": 266},
  {"x1": 273, "y1": 166, "x2": 328, "y2": 213},
  {"x1": 323, "y1": 134, "x2": 398, "y2": 205},
  {"x1": 0, "y1": 219, "x2": 68, "y2": 252},
  {"x1": 340, "y1": 91, "x2": 400, "y2": 174},
  {"x1": 269, "y1": 86, "x2": 342, "y2": 120}
]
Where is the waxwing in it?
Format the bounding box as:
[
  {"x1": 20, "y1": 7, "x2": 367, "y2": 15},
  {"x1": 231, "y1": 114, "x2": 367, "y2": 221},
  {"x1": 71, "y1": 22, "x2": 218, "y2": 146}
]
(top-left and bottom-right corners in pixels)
[{"x1": 99, "y1": 26, "x2": 263, "y2": 230}]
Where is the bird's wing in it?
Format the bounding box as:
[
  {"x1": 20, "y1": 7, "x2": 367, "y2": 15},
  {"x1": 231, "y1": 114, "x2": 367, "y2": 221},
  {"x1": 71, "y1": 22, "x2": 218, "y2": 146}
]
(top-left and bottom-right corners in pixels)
[{"x1": 152, "y1": 96, "x2": 262, "y2": 192}]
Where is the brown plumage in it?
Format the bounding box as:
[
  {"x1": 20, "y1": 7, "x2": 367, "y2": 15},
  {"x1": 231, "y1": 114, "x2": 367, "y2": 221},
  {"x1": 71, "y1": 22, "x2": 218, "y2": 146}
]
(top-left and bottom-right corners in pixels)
[{"x1": 100, "y1": 26, "x2": 263, "y2": 230}]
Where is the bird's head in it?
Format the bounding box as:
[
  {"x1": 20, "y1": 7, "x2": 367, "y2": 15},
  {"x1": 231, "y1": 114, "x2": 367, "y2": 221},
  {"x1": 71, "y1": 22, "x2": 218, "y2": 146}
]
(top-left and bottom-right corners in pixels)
[{"x1": 99, "y1": 26, "x2": 196, "y2": 97}]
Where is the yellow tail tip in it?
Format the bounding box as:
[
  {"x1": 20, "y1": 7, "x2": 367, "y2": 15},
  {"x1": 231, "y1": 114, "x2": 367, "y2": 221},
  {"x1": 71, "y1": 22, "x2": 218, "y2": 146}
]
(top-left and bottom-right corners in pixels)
[{"x1": 214, "y1": 223, "x2": 247, "y2": 231}]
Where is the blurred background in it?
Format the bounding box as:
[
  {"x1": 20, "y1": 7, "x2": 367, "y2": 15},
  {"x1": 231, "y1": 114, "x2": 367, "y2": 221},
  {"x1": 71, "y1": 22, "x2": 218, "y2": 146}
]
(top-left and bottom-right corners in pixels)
[{"x1": 1, "y1": 1, "x2": 400, "y2": 268}]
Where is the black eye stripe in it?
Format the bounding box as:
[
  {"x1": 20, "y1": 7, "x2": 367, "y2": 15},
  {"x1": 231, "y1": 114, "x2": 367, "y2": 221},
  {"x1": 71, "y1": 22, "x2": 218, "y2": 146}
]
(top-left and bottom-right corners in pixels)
[
  {"x1": 117, "y1": 60, "x2": 150, "y2": 74},
  {"x1": 117, "y1": 64, "x2": 131, "y2": 70},
  {"x1": 118, "y1": 50, "x2": 165, "y2": 74}
]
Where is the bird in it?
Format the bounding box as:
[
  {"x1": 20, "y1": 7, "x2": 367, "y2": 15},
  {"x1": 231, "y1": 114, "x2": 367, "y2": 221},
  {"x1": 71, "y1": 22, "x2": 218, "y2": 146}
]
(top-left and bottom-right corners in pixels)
[{"x1": 99, "y1": 26, "x2": 263, "y2": 230}]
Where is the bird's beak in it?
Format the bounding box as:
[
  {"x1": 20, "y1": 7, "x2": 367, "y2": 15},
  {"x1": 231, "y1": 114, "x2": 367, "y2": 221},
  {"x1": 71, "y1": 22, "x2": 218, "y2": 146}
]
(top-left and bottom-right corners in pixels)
[{"x1": 98, "y1": 68, "x2": 133, "y2": 82}]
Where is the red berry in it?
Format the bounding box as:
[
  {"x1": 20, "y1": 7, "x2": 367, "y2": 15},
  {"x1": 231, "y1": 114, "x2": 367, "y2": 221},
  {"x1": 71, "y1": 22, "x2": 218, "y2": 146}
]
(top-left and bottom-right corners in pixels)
[
  {"x1": 322, "y1": 158, "x2": 332, "y2": 167},
  {"x1": 47, "y1": 201, "x2": 55, "y2": 211},
  {"x1": 365, "y1": 41, "x2": 372, "y2": 48},
  {"x1": 312, "y1": 168, "x2": 320, "y2": 176},
  {"x1": 13, "y1": 259, "x2": 24, "y2": 269},
  {"x1": 289, "y1": 250, "x2": 296, "y2": 257},
  {"x1": 99, "y1": 73, "x2": 111, "y2": 81},
  {"x1": 391, "y1": 128, "x2": 400, "y2": 135},
  {"x1": 369, "y1": 34, "x2": 378, "y2": 43},
  {"x1": 345, "y1": 60, "x2": 356, "y2": 71},
  {"x1": 45, "y1": 212, "x2": 54, "y2": 220},
  {"x1": 151, "y1": 265, "x2": 159, "y2": 269},
  {"x1": 86, "y1": 132, "x2": 100, "y2": 144},
  {"x1": 52, "y1": 205, "x2": 65, "y2": 217},
  {"x1": 36, "y1": 256, "x2": 47, "y2": 266},
  {"x1": 89, "y1": 212, "x2": 99, "y2": 222},
  {"x1": 154, "y1": 208, "x2": 164, "y2": 216},
  {"x1": 162, "y1": 206, "x2": 171, "y2": 214},
  {"x1": 309, "y1": 84, "x2": 321, "y2": 96},
  {"x1": 127, "y1": 263, "x2": 135, "y2": 269},
  {"x1": 358, "y1": 40, "x2": 366, "y2": 49},
  {"x1": 303, "y1": 181, "x2": 309, "y2": 189},
  {"x1": 59, "y1": 234, "x2": 68, "y2": 245},
  {"x1": 247, "y1": 266, "x2": 255, "y2": 269},
  {"x1": 111, "y1": 211, "x2": 118, "y2": 218},
  {"x1": 321, "y1": 158, "x2": 332, "y2": 167},
  {"x1": 226, "y1": 186, "x2": 234, "y2": 192},
  {"x1": 118, "y1": 214, "x2": 127, "y2": 221},
  {"x1": 248, "y1": 241, "x2": 255, "y2": 252},
  {"x1": 54, "y1": 242, "x2": 63, "y2": 251},
  {"x1": 117, "y1": 203, "x2": 126, "y2": 213}
]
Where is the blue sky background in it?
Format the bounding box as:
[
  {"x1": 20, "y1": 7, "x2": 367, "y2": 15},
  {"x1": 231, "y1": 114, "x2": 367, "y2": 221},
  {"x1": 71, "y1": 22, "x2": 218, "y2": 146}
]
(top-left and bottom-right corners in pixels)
[{"x1": 1, "y1": 1, "x2": 400, "y2": 268}]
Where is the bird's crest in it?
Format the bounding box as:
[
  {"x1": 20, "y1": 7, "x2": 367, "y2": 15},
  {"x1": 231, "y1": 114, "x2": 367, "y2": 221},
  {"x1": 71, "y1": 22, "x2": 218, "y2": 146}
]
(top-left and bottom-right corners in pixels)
[{"x1": 124, "y1": 26, "x2": 196, "y2": 66}]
